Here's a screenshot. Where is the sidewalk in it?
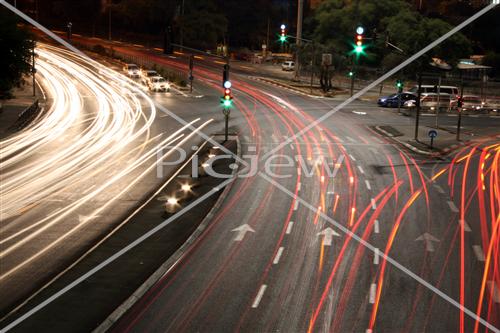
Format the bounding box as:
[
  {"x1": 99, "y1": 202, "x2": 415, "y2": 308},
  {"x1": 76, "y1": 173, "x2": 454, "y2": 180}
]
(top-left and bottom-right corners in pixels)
[
  {"x1": 374, "y1": 122, "x2": 485, "y2": 156},
  {"x1": 0, "y1": 80, "x2": 40, "y2": 139}
]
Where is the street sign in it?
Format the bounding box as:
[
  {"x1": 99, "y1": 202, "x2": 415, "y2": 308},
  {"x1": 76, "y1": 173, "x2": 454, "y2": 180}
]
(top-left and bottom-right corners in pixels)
[
  {"x1": 322, "y1": 54, "x2": 332, "y2": 66},
  {"x1": 428, "y1": 129, "x2": 438, "y2": 138}
]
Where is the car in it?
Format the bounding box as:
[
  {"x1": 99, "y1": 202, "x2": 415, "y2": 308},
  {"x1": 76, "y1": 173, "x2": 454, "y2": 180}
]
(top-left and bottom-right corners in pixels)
[
  {"x1": 408, "y1": 85, "x2": 459, "y2": 99},
  {"x1": 377, "y1": 92, "x2": 417, "y2": 107},
  {"x1": 282, "y1": 61, "x2": 295, "y2": 71},
  {"x1": 141, "y1": 70, "x2": 159, "y2": 85},
  {"x1": 123, "y1": 64, "x2": 140, "y2": 78},
  {"x1": 147, "y1": 76, "x2": 170, "y2": 92},
  {"x1": 419, "y1": 93, "x2": 452, "y2": 112},
  {"x1": 451, "y1": 95, "x2": 485, "y2": 112},
  {"x1": 484, "y1": 98, "x2": 500, "y2": 113}
]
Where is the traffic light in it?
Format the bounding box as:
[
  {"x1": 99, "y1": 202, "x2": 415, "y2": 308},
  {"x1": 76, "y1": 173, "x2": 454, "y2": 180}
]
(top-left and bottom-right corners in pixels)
[
  {"x1": 353, "y1": 26, "x2": 365, "y2": 55},
  {"x1": 222, "y1": 64, "x2": 230, "y2": 87},
  {"x1": 222, "y1": 80, "x2": 233, "y2": 108},
  {"x1": 279, "y1": 24, "x2": 287, "y2": 43},
  {"x1": 348, "y1": 71, "x2": 354, "y2": 77},
  {"x1": 396, "y1": 79, "x2": 404, "y2": 93}
]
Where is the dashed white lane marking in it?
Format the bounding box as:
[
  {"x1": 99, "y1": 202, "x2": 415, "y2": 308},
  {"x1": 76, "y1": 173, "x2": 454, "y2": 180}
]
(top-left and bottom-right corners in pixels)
[
  {"x1": 447, "y1": 200, "x2": 459, "y2": 213},
  {"x1": 336, "y1": 137, "x2": 344, "y2": 143},
  {"x1": 366, "y1": 330, "x2": 373, "y2": 333},
  {"x1": 346, "y1": 136, "x2": 356, "y2": 143},
  {"x1": 434, "y1": 184, "x2": 445, "y2": 194},
  {"x1": 252, "y1": 285, "x2": 268, "y2": 308},
  {"x1": 271, "y1": 134, "x2": 278, "y2": 143},
  {"x1": 273, "y1": 247, "x2": 285, "y2": 264},
  {"x1": 369, "y1": 283, "x2": 377, "y2": 304},
  {"x1": 365, "y1": 180, "x2": 371, "y2": 190},
  {"x1": 349, "y1": 154, "x2": 356, "y2": 161},
  {"x1": 286, "y1": 221, "x2": 294, "y2": 234},
  {"x1": 374, "y1": 220, "x2": 380, "y2": 234},
  {"x1": 358, "y1": 165, "x2": 365, "y2": 174},
  {"x1": 473, "y1": 245, "x2": 485, "y2": 262},
  {"x1": 297, "y1": 182, "x2": 301, "y2": 192},
  {"x1": 293, "y1": 200, "x2": 299, "y2": 211},
  {"x1": 290, "y1": 144, "x2": 294, "y2": 150},
  {"x1": 244, "y1": 135, "x2": 250, "y2": 142},
  {"x1": 371, "y1": 199, "x2": 377, "y2": 210},
  {"x1": 487, "y1": 281, "x2": 500, "y2": 303},
  {"x1": 459, "y1": 219, "x2": 471, "y2": 232},
  {"x1": 373, "y1": 248, "x2": 380, "y2": 265}
]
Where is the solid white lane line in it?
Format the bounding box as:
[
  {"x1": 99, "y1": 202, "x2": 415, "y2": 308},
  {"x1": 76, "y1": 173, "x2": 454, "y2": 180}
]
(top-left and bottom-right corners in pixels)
[
  {"x1": 252, "y1": 285, "x2": 267, "y2": 308},
  {"x1": 273, "y1": 247, "x2": 284, "y2": 264},
  {"x1": 369, "y1": 283, "x2": 377, "y2": 304},
  {"x1": 374, "y1": 220, "x2": 380, "y2": 234},
  {"x1": 447, "y1": 201, "x2": 459, "y2": 213},
  {"x1": 358, "y1": 165, "x2": 365, "y2": 174},
  {"x1": 373, "y1": 248, "x2": 379, "y2": 265},
  {"x1": 349, "y1": 154, "x2": 356, "y2": 161},
  {"x1": 371, "y1": 199, "x2": 377, "y2": 210},
  {"x1": 473, "y1": 245, "x2": 485, "y2": 262},
  {"x1": 365, "y1": 180, "x2": 371, "y2": 190},
  {"x1": 286, "y1": 222, "x2": 294, "y2": 234}
]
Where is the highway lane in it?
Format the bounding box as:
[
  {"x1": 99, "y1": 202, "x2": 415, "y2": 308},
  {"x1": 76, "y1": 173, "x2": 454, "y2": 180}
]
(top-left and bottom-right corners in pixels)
[
  {"x1": 0, "y1": 44, "x2": 217, "y2": 317},
  {"x1": 103, "y1": 44, "x2": 499, "y2": 333},
  {"x1": 3, "y1": 36, "x2": 498, "y2": 333}
]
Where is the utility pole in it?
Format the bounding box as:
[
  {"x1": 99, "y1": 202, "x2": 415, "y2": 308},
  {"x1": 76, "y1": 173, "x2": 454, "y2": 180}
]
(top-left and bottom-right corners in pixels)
[
  {"x1": 456, "y1": 70, "x2": 464, "y2": 141},
  {"x1": 265, "y1": 16, "x2": 270, "y2": 59},
  {"x1": 180, "y1": 0, "x2": 185, "y2": 47},
  {"x1": 414, "y1": 72, "x2": 423, "y2": 141},
  {"x1": 293, "y1": 0, "x2": 304, "y2": 81},
  {"x1": 108, "y1": 0, "x2": 112, "y2": 41},
  {"x1": 32, "y1": 42, "x2": 36, "y2": 97}
]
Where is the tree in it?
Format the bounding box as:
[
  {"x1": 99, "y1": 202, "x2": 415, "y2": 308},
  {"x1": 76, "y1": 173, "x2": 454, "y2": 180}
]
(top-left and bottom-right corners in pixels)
[
  {"x1": 0, "y1": 7, "x2": 34, "y2": 99},
  {"x1": 179, "y1": 0, "x2": 227, "y2": 50},
  {"x1": 311, "y1": 0, "x2": 472, "y2": 70}
]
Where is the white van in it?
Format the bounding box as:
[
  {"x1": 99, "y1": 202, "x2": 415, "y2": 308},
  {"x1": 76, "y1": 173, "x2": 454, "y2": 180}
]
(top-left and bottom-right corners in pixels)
[
  {"x1": 282, "y1": 61, "x2": 295, "y2": 71},
  {"x1": 409, "y1": 85, "x2": 459, "y2": 98}
]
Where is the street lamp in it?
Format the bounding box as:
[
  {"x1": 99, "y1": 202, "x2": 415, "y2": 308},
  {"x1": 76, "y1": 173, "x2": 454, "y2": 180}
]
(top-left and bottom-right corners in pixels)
[{"x1": 67, "y1": 22, "x2": 72, "y2": 40}]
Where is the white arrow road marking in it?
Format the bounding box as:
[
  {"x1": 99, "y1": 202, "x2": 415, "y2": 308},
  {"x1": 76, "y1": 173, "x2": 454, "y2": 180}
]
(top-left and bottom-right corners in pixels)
[
  {"x1": 472, "y1": 245, "x2": 485, "y2": 262},
  {"x1": 273, "y1": 247, "x2": 284, "y2": 264},
  {"x1": 487, "y1": 282, "x2": 500, "y2": 303},
  {"x1": 232, "y1": 224, "x2": 255, "y2": 241},
  {"x1": 252, "y1": 284, "x2": 267, "y2": 308},
  {"x1": 317, "y1": 227, "x2": 340, "y2": 246},
  {"x1": 415, "y1": 233, "x2": 440, "y2": 252}
]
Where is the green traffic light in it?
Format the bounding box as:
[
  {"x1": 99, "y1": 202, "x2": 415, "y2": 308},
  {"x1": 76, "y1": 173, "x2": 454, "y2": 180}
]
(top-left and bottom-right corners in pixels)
[
  {"x1": 355, "y1": 45, "x2": 363, "y2": 54},
  {"x1": 348, "y1": 71, "x2": 354, "y2": 77},
  {"x1": 223, "y1": 99, "x2": 232, "y2": 107},
  {"x1": 279, "y1": 35, "x2": 287, "y2": 42}
]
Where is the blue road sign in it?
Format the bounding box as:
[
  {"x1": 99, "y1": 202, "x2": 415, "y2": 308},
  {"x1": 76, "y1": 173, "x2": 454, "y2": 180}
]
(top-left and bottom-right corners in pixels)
[{"x1": 428, "y1": 130, "x2": 438, "y2": 138}]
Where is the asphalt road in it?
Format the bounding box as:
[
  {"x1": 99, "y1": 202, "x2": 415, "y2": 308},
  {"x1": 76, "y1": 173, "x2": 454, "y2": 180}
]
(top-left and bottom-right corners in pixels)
[
  {"x1": 93, "y1": 43, "x2": 499, "y2": 333},
  {"x1": 2, "y1": 37, "x2": 499, "y2": 333}
]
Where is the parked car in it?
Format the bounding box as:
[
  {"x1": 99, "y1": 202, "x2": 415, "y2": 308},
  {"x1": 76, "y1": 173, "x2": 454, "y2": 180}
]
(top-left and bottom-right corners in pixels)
[
  {"x1": 281, "y1": 61, "x2": 295, "y2": 71},
  {"x1": 147, "y1": 76, "x2": 170, "y2": 92},
  {"x1": 408, "y1": 85, "x2": 459, "y2": 99},
  {"x1": 451, "y1": 95, "x2": 485, "y2": 112},
  {"x1": 483, "y1": 98, "x2": 500, "y2": 113},
  {"x1": 141, "y1": 70, "x2": 159, "y2": 85},
  {"x1": 377, "y1": 92, "x2": 417, "y2": 107},
  {"x1": 123, "y1": 64, "x2": 140, "y2": 78}
]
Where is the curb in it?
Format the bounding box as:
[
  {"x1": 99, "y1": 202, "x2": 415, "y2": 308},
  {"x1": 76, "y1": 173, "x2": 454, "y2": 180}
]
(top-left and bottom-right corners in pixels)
[
  {"x1": 374, "y1": 126, "x2": 437, "y2": 156},
  {"x1": 94, "y1": 135, "x2": 241, "y2": 333}
]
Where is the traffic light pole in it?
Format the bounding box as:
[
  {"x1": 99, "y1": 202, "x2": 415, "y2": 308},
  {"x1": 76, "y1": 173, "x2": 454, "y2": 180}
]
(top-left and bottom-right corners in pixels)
[
  {"x1": 457, "y1": 70, "x2": 464, "y2": 141},
  {"x1": 414, "y1": 72, "x2": 423, "y2": 141},
  {"x1": 350, "y1": 56, "x2": 357, "y2": 97}
]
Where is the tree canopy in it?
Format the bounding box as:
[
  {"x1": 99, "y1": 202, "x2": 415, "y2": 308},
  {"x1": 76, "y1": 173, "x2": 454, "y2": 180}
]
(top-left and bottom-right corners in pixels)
[
  {"x1": 312, "y1": 0, "x2": 472, "y2": 69},
  {"x1": 0, "y1": 7, "x2": 34, "y2": 99}
]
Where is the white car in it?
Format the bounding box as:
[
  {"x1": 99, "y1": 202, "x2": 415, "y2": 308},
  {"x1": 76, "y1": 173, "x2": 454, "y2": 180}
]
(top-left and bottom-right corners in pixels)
[
  {"x1": 141, "y1": 70, "x2": 159, "y2": 85},
  {"x1": 147, "y1": 76, "x2": 170, "y2": 92},
  {"x1": 123, "y1": 64, "x2": 140, "y2": 78},
  {"x1": 282, "y1": 61, "x2": 295, "y2": 71}
]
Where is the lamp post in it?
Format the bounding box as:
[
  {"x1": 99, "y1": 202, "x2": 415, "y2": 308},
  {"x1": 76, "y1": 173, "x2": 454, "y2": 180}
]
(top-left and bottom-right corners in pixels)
[{"x1": 67, "y1": 22, "x2": 72, "y2": 41}]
